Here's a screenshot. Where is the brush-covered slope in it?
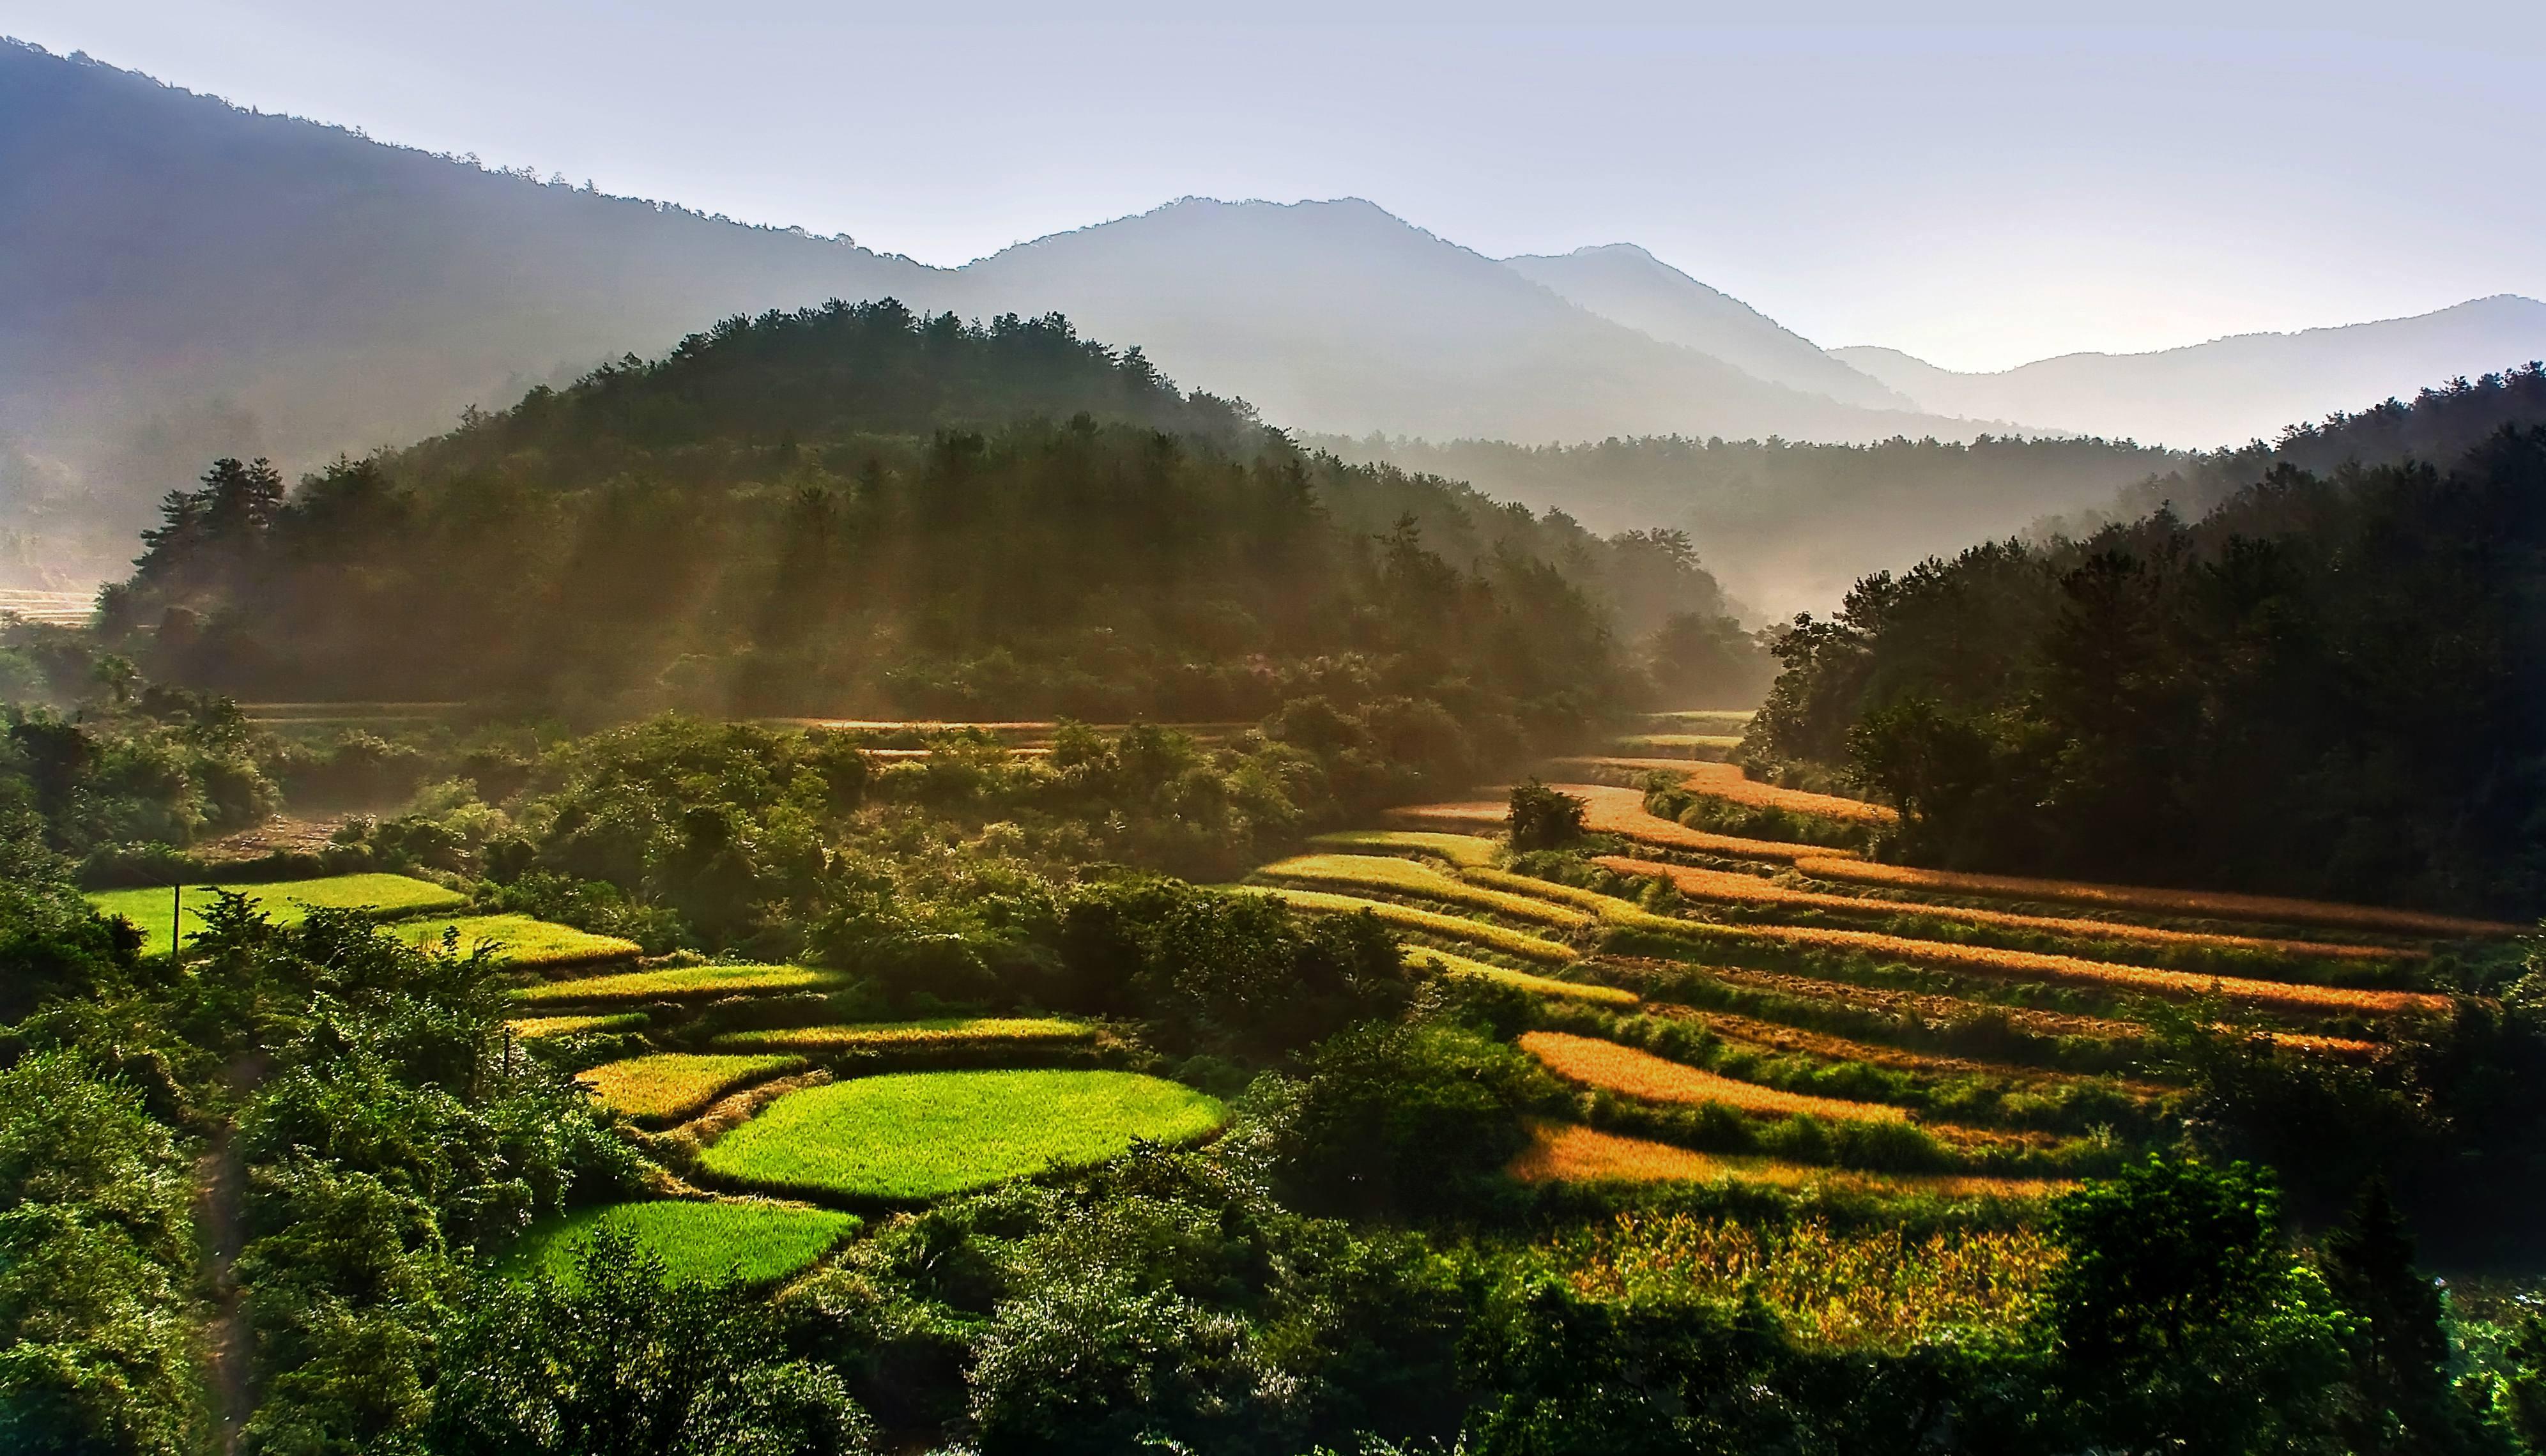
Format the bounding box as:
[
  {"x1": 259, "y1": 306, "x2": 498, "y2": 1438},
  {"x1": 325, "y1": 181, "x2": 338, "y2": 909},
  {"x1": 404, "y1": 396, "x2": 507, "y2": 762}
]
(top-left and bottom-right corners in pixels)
[
  {"x1": 1837, "y1": 296, "x2": 2546, "y2": 448},
  {"x1": 103, "y1": 303, "x2": 1747, "y2": 723}
]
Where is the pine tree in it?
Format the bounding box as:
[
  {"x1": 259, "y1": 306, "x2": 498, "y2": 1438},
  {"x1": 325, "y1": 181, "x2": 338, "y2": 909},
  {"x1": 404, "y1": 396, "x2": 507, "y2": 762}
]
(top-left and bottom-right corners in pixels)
[{"x1": 2319, "y1": 1177, "x2": 2462, "y2": 1455}]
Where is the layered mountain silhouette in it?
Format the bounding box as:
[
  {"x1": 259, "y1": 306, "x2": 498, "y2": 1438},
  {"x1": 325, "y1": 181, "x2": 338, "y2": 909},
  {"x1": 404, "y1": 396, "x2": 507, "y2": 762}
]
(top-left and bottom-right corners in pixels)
[
  {"x1": 8, "y1": 36, "x2": 2545, "y2": 597},
  {"x1": 1836, "y1": 297, "x2": 2546, "y2": 448}
]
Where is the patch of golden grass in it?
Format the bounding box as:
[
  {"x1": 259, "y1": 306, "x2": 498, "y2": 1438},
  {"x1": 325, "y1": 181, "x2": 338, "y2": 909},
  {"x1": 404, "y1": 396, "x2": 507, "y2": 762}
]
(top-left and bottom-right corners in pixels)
[
  {"x1": 1602, "y1": 903, "x2": 2450, "y2": 1017},
  {"x1": 511, "y1": 963, "x2": 849, "y2": 1006},
  {"x1": 1600, "y1": 857, "x2": 2405, "y2": 962},
  {"x1": 1306, "y1": 829, "x2": 1501, "y2": 867},
  {"x1": 1672, "y1": 762, "x2": 1899, "y2": 826},
  {"x1": 716, "y1": 1018, "x2": 1094, "y2": 1052},
  {"x1": 1519, "y1": 1031, "x2": 1907, "y2": 1122},
  {"x1": 1254, "y1": 855, "x2": 1593, "y2": 930},
  {"x1": 578, "y1": 1052, "x2": 806, "y2": 1124},
  {"x1": 1407, "y1": 949, "x2": 1640, "y2": 1006},
  {"x1": 1507, "y1": 1123, "x2": 2065, "y2": 1199},
  {"x1": 1390, "y1": 785, "x2": 1850, "y2": 863},
  {"x1": 1547, "y1": 1211, "x2": 2060, "y2": 1348},
  {"x1": 1792, "y1": 857, "x2": 2526, "y2": 940},
  {"x1": 507, "y1": 1013, "x2": 645, "y2": 1040},
  {"x1": 1247, "y1": 887, "x2": 1580, "y2": 963},
  {"x1": 1611, "y1": 733, "x2": 1742, "y2": 758}
]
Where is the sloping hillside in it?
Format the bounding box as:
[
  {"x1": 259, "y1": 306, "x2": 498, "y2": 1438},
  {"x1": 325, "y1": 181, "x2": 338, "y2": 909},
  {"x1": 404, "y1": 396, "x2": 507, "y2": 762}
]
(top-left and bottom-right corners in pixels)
[{"x1": 1837, "y1": 296, "x2": 2546, "y2": 447}]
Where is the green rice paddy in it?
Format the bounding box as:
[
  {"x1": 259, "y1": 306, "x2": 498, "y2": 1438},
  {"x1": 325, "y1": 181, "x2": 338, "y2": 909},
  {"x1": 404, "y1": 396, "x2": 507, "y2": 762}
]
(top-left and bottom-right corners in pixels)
[
  {"x1": 509, "y1": 962, "x2": 848, "y2": 1006},
  {"x1": 503, "y1": 1199, "x2": 858, "y2": 1287},
  {"x1": 86, "y1": 873, "x2": 467, "y2": 952},
  {"x1": 389, "y1": 912, "x2": 641, "y2": 966},
  {"x1": 699, "y1": 1069, "x2": 1227, "y2": 1202},
  {"x1": 507, "y1": 1012, "x2": 647, "y2": 1040}
]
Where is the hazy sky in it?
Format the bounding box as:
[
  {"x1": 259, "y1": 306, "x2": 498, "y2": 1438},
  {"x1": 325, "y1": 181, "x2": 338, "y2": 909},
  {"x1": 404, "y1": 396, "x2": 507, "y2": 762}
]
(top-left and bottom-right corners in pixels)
[{"x1": 9, "y1": 1, "x2": 2542, "y2": 371}]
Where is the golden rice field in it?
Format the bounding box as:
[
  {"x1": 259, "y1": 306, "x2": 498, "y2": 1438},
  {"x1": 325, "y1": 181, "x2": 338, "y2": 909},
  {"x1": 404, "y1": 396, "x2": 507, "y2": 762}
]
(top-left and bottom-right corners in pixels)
[
  {"x1": 1649, "y1": 709, "x2": 1756, "y2": 732},
  {"x1": 510, "y1": 962, "x2": 850, "y2": 1006},
  {"x1": 1249, "y1": 886, "x2": 1581, "y2": 964},
  {"x1": 1459, "y1": 866, "x2": 1628, "y2": 916},
  {"x1": 1507, "y1": 1123, "x2": 2065, "y2": 1199},
  {"x1": 717, "y1": 1017, "x2": 1096, "y2": 1052},
  {"x1": 1611, "y1": 733, "x2": 1743, "y2": 756},
  {"x1": 1601, "y1": 902, "x2": 2451, "y2": 1016},
  {"x1": 389, "y1": 913, "x2": 643, "y2": 967},
  {"x1": 1518, "y1": 1031, "x2": 1908, "y2": 1123},
  {"x1": 1545, "y1": 1211, "x2": 2060, "y2": 1347},
  {"x1": 1254, "y1": 854, "x2": 1594, "y2": 930},
  {"x1": 1407, "y1": 948, "x2": 1641, "y2": 1006},
  {"x1": 507, "y1": 1013, "x2": 647, "y2": 1040},
  {"x1": 1597, "y1": 856, "x2": 2405, "y2": 962},
  {"x1": 1670, "y1": 762, "x2": 1900, "y2": 827},
  {"x1": 1391, "y1": 785, "x2": 1847, "y2": 863},
  {"x1": 1790, "y1": 857, "x2": 2526, "y2": 940},
  {"x1": 1306, "y1": 829, "x2": 1501, "y2": 867},
  {"x1": 576, "y1": 1052, "x2": 806, "y2": 1124}
]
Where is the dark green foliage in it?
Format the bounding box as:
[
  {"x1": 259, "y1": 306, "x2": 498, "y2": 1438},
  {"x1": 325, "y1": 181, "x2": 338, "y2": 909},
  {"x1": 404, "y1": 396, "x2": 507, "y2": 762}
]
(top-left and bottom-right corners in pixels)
[
  {"x1": 1268, "y1": 1022, "x2": 1543, "y2": 1217},
  {"x1": 1505, "y1": 779, "x2": 1585, "y2": 853},
  {"x1": 2044, "y1": 1156, "x2": 2347, "y2": 1453},
  {"x1": 0, "y1": 1052, "x2": 205, "y2": 1456},
  {"x1": 429, "y1": 1228, "x2": 874, "y2": 1456},
  {"x1": 1752, "y1": 410, "x2": 2546, "y2": 918},
  {"x1": 2319, "y1": 1181, "x2": 2467, "y2": 1455},
  {"x1": 104, "y1": 305, "x2": 1697, "y2": 726}
]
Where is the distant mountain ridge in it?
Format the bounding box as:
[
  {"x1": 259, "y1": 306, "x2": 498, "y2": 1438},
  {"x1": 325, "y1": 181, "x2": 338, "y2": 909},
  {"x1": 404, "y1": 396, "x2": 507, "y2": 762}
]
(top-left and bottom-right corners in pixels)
[
  {"x1": 1834, "y1": 297, "x2": 2546, "y2": 447},
  {"x1": 1501, "y1": 244, "x2": 1909, "y2": 411}
]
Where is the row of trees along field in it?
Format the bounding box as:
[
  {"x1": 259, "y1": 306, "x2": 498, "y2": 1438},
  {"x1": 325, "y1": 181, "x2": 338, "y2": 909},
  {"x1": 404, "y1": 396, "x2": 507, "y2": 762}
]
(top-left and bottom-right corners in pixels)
[
  {"x1": 1745, "y1": 367, "x2": 2546, "y2": 919},
  {"x1": 93, "y1": 300, "x2": 1774, "y2": 725}
]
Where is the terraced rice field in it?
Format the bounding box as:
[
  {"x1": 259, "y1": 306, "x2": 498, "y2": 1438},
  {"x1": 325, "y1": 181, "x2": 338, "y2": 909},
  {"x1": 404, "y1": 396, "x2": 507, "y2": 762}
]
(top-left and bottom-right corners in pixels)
[
  {"x1": 1790, "y1": 857, "x2": 2526, "y2": 939},
  {"x1": 510, "y1": 962, "x2": 849, "y2": 1006},
  {"x1": 1250, "y1": 886, "x2": 1581, "y2": 963},
  {"x1": 1307, "y1": 829, "x2": 1501, "y2": 867},
  {"x1": 1407, "y1": 949, "x2": 1641, "y2": 1006},
  {"x1": 390, "y1": 912, "x2": 642, "y2": 966},
  {"x1": 88, "y1": 873, "x2": 468, "y2": 951},
  {"x1": 699, "y1": 1069, "x2": 1227, "y2": 1202},
  {"x1": 1508, "y1": 1123, "x2": 2063, "y2": 1199},
  {"x1": 1600, "y1": 902, "x2": 2450, "y2": 1016},
  {"x1": 578, "y1": 1053, "x2": 806, "y2": 1124},
  {"x1": 0, "y1": 588, "x2": 96, "y2": 625},
  {"x1": 1255, "y1": 854, "x2": 1594, "y2": 929},
  {"x1": 504, "y1": 1199, "x2": 858, "y2": 1287},
  {"x1": 1598, "y1": 857, "x2": 2404, "y2": 962},
  {"x1": 1664, "y1": 762, "x2": 1899, "y2": 827},
  {"x1": 1519, "y1": 1031, "x2": 1909, "y2": 1122},
  {"x1": 1392, "y1": 785, "x2": 1850, "y2": 863},
  {"x1": 1610, "y1": 733, "x2": 1742, "y2": 758},
  {"x1": 717, "y1": 1018, "x2": 1096, "y2": 1053},
  {"x1": 507, "y1": 1012, "x2": 647, "y2": 1040}
]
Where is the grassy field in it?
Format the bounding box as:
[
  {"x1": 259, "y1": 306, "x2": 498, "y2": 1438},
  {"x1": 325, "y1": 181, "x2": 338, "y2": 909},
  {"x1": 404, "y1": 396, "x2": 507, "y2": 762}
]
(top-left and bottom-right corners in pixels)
[
  {"x1": 576, "y1": 1053, "x2": 806, "y2": 1123},
  {"x1": 507, "y1": 1012, "x2": 647, "y2": 1040},
  {"x1": 1791, "y1": 857, "x2": 2527, "y2": 939},
  {"x1": 717, "y1": 1017, "x2": 1096, "y2": 1052},
  {"x1": 1255, "y1": 854, "x2": 1594, "y2": 929},
  {"x1": 1544, "y1": 1211, "x2": 2058, "y2": 1348},
  {"x1": 1508, "y1": 1123, "x2": 2064, "y2": 1199},
  {"x1": 698, "y1": 1069, "x2": 1228, "y2": 1202},
  {"x1": 1611, "y1": 733, "x2": 1743, "y2": 756},
  {"x1": 1669, "y1": 762, "x2": 1899, "y2": 827},
  {"x1": 503, "y1": 1199, "x2": 857, "y2": 1287},
  {"x1": 1393, "y1": 788, "x2": 1848, "y2": 864},
  {"x1": 1602, "y1": 903, "x2": 2450, "y2": 1016},
  {"x1": 88, "y1": 873, "x2": 466, "y2": 951},
  {"x1": 1306, "y1": 829, "x2": 1501, "y2": 867},
  {"x1": 510, "y1": 962, "x2": 849, "y2": 1006},
  {"x1": 1248, "y1": 886, "x2": 1581, "y2": 963},
  {"x1": 1519, "y1": 1031, "x2": 1909, "y2": 1122},
  {"x1": 1408, "y1": 948, "x2": 1640, "y2": 1006},
  {"x1": 1598, "y1": 857, "x2": 2403, "y2": 962},
  {"x1": 389, "y1": 913, "x2": 641, "y2": 967}
]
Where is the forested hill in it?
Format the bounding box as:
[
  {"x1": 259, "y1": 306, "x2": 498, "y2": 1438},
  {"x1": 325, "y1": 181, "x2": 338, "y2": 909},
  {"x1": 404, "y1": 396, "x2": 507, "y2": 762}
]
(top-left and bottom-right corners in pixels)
[
  {"x1": 1746, "y1": 369, "x2": 2546, "y2": 917},
  {"x1": 102, "y1": 303, "x2": 1758, "y2": 728}
]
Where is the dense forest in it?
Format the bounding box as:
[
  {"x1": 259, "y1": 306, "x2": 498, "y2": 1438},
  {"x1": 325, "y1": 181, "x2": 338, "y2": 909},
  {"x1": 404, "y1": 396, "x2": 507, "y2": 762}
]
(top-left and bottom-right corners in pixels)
[
  {"x1": 1747, "y1": 370, "x2": 2546, "y2": 917},
  {"x1": 98, "y1": 301, "x2": 1767, "y2": 723},
  {"x1": 1330, "y1": 363, "x2": 2546, "y2": 614}
]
